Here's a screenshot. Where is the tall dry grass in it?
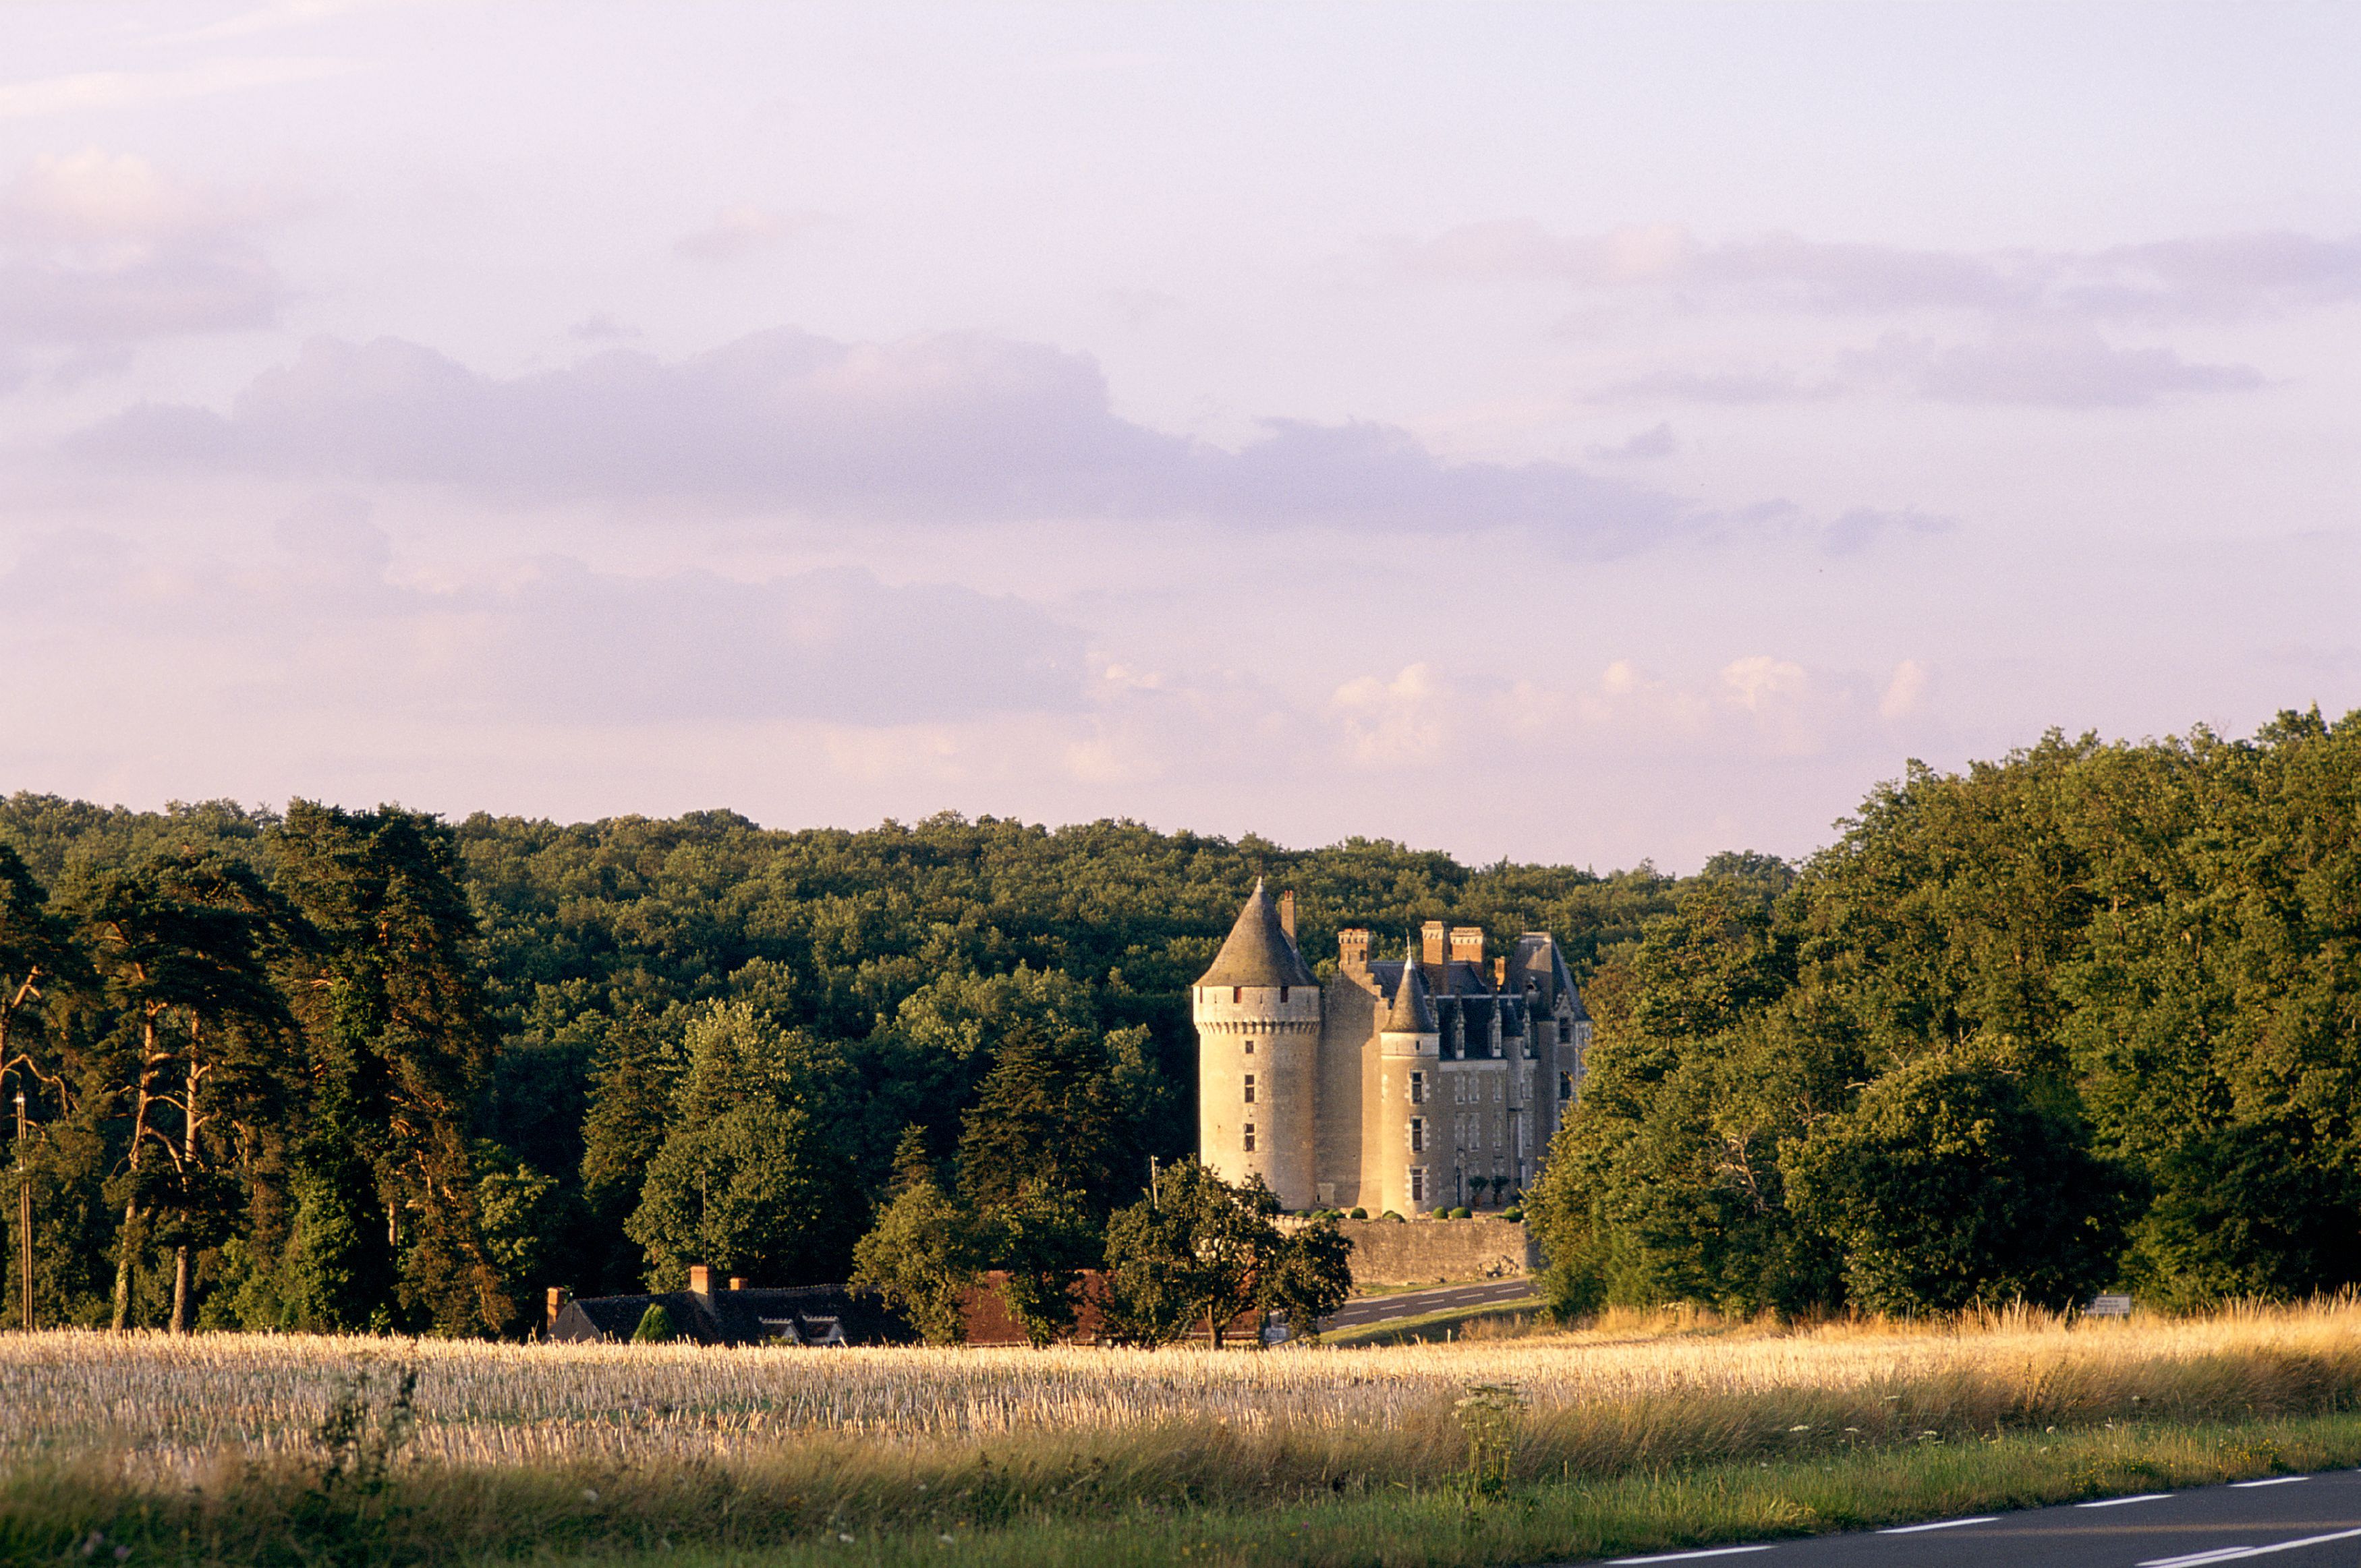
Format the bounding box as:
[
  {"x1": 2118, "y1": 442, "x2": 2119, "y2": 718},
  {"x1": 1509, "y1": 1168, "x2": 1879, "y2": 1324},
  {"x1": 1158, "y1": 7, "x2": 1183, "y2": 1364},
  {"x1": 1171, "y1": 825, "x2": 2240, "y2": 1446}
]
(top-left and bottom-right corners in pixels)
[{"x1": 3, "y1": 1299, "x2": 2358, "y2": 1563}]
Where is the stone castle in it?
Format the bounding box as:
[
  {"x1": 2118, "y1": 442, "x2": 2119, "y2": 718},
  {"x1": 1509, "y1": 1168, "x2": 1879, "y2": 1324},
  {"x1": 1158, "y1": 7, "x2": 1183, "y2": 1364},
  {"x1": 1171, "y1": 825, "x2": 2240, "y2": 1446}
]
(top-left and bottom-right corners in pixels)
[{"x1": 1192, "y1": 881, "x2": 1592, "y2": 1215}]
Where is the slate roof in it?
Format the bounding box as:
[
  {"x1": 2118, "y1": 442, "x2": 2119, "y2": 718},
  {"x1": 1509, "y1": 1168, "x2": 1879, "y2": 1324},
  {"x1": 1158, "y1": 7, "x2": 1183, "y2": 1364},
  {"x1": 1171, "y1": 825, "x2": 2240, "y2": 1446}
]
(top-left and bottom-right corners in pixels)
[
  {"x1": 1378, "y1": 942, "x2": 1438, "y2": 1033},
  {"x1": 1197, "y1": 879, "x2": 1317, "y2": 989},
  {"x1": 551, "y1": 1284, "x2": 914, "y2": 1347},
  {"x1": 1512, "y1": 932, "x2": 1591, "y2": 1022}
]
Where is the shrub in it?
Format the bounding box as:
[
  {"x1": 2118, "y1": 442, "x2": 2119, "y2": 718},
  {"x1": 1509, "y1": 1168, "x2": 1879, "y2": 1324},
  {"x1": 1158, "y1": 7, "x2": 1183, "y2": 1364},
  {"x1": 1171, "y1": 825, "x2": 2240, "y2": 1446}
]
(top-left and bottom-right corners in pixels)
[
  {"x1": 1349, "y1": 1207, "x2": 1368, "y2": 1220},
  {"x1": 1502, "y1": 1206, "x2": 1524, "y2": 1223},
  {"x1": 630, "y1": 1304, "x2": 676, "y2": 1343},
  {"x1": 1450, "y1": 1206, "x2": 1474, "y2": 1219},
  {"x1": 1382, "y1": 1211, "x2": 1403, "y2": 1223}
]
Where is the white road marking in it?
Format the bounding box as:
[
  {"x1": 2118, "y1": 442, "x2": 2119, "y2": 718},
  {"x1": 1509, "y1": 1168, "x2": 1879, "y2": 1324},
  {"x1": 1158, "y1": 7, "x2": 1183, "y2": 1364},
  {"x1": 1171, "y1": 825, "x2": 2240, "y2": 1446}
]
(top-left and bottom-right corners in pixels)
[
  {"x1": 2078, "y1": 1492, "x2": 2175, "y2": 1507},
  {"x1": 2139, "y1": 1526, "x2": 2361, "y2": 1565},
  {"x1": 1607, "y1": 1549, "x2": 1775, "y2": 1564},
  {"x1": 1875, "y1": 1516, "x2": 1999, "y2": 1534},
  {"x1": 2231, "y1": 1476, "x2": 2311, "y2": 1488}
]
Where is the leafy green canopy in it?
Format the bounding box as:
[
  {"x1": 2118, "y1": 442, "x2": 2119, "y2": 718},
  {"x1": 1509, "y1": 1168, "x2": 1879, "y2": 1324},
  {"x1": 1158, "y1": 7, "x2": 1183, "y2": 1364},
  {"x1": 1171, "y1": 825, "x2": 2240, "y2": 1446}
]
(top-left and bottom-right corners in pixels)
[{"x1": 1533, "y1": 712, "x2": 2361, "y2": 1318}]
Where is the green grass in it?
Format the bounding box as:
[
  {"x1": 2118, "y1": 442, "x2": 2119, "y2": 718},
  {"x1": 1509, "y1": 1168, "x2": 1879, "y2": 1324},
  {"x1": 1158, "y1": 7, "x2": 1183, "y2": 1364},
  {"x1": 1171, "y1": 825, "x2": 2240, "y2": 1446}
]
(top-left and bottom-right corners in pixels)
[{"x1": 563, "y1": 1414, "x2": 2361, "y2": 1568}]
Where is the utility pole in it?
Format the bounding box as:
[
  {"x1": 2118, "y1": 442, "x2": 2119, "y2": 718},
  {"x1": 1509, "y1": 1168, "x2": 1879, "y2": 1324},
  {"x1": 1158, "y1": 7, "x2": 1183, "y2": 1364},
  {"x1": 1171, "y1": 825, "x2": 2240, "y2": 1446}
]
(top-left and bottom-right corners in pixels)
[{"x1": 14, "y1": 1088, "x2": 28, "y2": 1333}]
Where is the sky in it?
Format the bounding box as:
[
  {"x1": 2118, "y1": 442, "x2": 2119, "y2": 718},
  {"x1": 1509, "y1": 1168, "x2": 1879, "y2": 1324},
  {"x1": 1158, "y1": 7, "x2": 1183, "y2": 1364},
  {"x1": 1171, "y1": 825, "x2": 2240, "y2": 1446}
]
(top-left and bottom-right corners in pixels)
[{"x1": 1, "y1": 1, "x2": 2356, "y2": 871}]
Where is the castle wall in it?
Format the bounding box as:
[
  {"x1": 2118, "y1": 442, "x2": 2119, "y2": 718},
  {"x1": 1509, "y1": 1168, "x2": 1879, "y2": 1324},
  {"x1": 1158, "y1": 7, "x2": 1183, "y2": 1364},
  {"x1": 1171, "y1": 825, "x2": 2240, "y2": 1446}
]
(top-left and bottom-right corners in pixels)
[
  {"x1": 1335, "y1": 1217, "x2": 1538, "y2": 1286},
  {"x1": 1315, "y1": 969, "x2": 1380, "y2": 1209}
]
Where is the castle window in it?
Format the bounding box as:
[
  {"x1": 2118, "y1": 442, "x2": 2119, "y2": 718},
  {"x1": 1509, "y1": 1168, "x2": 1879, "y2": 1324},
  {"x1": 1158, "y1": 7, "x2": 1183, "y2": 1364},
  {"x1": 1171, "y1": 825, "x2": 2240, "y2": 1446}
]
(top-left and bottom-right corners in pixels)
[
  {"x1": 1232, "y1": 987, "x2": 1242, "y2": 1004},
  {"x1": 1245, "y1": 1038, "x2": 1255, "y2": 1054},
  {"x1": 1559, "y1": 1071, "x2": 1573, "y2": 1102},
  {"x1": 1280, "y1": 985, "x2": 1288, "y2": 1003},
  {"x1": 1409, "y1": 1117, "x2": 1425, "y2": 1153},
  {"x1": 1243, "y1": 1074, "x2": 1256, "y2": 1103},
  {"x1": 1559, "y1": 1018, "x2": 1573, "y2": 1044},
  {"x1": 1410, "y1": 1168, "x2": 1426, "y2": 1203},
  {"x1": 1409, "y1": 1071, "x2": 1425, "y2": 1105},
  {"x1": 1243, "y1": 1123, "x2": 1257, "y2": 1153}
]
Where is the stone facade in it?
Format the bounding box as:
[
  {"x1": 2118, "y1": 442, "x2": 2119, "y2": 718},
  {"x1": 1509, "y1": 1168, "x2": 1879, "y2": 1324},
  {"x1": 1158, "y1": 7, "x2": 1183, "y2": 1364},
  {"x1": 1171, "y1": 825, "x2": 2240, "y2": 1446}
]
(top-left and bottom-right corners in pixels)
[{"x1": 1193, "y1": 883, "x2": 1593, "y2": 1215}]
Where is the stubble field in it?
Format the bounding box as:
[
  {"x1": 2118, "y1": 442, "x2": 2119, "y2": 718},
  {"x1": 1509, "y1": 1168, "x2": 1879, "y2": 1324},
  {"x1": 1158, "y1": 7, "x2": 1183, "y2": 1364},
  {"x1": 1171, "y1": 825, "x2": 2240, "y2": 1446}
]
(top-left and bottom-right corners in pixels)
[{"x1": 5, "y1": 1300, "x2": 2361, "y2": 1566}]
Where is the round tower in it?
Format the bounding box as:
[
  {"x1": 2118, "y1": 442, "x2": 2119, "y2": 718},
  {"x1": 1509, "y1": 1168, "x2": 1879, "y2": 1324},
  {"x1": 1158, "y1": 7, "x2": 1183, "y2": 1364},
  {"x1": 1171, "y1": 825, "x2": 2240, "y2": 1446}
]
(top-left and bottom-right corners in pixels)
[
  {"x1": 1375, "y1": 941, "x2": 1441, "y2": 1217},
  {"x1": 1193, "y1": 879, "x2": 1321, "y2": 1209}
]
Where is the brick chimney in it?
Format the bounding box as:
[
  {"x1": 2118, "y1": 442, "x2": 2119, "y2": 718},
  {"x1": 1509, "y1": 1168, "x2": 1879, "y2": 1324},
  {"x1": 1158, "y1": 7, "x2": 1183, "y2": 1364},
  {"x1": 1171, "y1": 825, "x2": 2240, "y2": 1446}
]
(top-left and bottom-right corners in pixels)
[
  {"x1": 1336, "y1": 928, "x2": 1370, "y2": 966},
  {"x1": 687, "y1": 1264, "x2": 712, "y2": 1296},
  {"x1": 545, "y1": 1287, "x2": 569, "y2": 1335},
  {"x1": 1493, "y1": 956, "x2": 1507, "y2": 989},
  {"x1": 728, "y1": 1277, "x2": 747, "y2": 1291},
  {"x1": 1278, "y1": 889, "x2": 1296, "y2": 939},
  {"x1": 1421, "y1": 921, "x2": 1447, "y2": 966},
  {"x1": 1450, "y1": 927, "x2": 1485, "y2": 967}
]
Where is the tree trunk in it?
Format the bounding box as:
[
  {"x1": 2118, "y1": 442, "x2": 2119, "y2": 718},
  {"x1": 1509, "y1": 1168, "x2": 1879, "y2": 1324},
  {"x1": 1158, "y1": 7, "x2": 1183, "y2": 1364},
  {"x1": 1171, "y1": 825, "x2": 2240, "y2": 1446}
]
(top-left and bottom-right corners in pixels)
[
  {"x1": 170, "y1": 1041, "x2": 202, "y2": 1335},
  {"x1": 112, "y1": 1016, "x2": 157, "y2": 1331},
  {"x1": 1207, "y1": 1307, "x2": 1222, "y2": 1349}
]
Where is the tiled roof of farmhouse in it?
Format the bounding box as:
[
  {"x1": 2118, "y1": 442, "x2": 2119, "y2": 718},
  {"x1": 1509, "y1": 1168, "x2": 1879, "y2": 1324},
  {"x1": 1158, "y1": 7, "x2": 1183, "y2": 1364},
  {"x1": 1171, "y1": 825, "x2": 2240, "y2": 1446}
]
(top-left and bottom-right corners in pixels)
[
  {"x1": 1197, "y1": 879, "x2": 1317, "y2": 989},
  {"x1": 1380, "y1": 942, "x2": 1438, "y2": 1033}
]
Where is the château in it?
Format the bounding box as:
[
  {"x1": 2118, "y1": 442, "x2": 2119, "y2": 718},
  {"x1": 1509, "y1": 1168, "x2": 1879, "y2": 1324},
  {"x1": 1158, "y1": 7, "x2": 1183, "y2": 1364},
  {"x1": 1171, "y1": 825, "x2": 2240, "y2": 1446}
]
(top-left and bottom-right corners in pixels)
[{"x1": 1192, "y1": 881, "x2": 1592, "y2": 1215}]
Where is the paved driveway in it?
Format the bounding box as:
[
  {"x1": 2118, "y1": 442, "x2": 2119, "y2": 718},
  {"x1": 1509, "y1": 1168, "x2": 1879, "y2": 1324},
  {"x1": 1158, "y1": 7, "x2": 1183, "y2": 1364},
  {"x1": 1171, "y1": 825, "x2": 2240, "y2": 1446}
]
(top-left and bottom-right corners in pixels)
[{"x1": 1315, "y1": 1277, "x2": 1537, "y2": 1333}]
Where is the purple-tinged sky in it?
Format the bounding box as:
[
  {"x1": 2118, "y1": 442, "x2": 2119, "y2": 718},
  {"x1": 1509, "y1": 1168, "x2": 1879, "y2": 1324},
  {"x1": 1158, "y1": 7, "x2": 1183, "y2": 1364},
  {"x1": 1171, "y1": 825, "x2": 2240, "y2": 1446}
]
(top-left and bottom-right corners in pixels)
[{"x1": 2, "y1": 2, "x2": 2356, "y2": 870}]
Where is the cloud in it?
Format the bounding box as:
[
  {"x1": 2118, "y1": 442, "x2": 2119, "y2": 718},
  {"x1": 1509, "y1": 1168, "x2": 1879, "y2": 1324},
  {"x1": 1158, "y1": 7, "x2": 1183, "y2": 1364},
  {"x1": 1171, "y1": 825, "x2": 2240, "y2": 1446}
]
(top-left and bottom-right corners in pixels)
[
  {"x1": 1838, "y1": 326, "x2": 2264, "y2": 407},
  {"x1": 674, "y1": 205, "x2": 812, "y2": 262},
  {"x1": 1879, "y1": 660, "x2": 1931, "y2": 721},
  {"x1": 1330, "y1": 663, "x2": 1448, "y2": 767},
  {"x1": 0, "y1": 519, "x2": 1086, "y2": 728},
  {"x1": 567, "y1": 314, "x2": 640, "y2": 343},
  {"x1": 1606, "y1": 367, "x2": 1833, "y2": 404},
  {"x1": 69, "y1": 328, "x2": 1712, "y2": 551},
  {"x1": 1400, "y1": 219, "x2": 2361, "y2": 322},
  {"x1": 0, "y1": 57, "x2": 353, "y2": 119},
  {"x1": 0, "y1": 150, "x2": 289, "y2": 355},
  {"x1": 1823, "y1": 508, "x2": 1956, "y2": 556},
  {"x1": 1586, "y1": 422, "x2": 1678, "y2": 461}
]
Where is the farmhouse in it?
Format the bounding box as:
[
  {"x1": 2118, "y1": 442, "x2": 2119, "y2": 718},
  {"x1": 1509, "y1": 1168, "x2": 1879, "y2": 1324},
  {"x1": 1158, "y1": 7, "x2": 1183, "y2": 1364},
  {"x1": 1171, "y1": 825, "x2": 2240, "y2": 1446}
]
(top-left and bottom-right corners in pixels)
[
  {"x1": 548, "y1": 1266, "x2": 911, "y2": 1345},
  {"x1": 1194, "y1": 882, "x2": 1592, "y2": 1215}
]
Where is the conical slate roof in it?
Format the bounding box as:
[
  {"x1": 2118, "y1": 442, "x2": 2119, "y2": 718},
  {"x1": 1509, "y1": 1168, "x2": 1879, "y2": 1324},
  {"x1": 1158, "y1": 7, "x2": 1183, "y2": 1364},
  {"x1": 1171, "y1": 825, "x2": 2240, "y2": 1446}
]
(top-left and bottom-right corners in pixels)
[
  {"x1": 1197, "y1": 879, "x2": 1317, "y2": 989},
  {"x1": 1381, "y1": 941, "x2": 1438, "y2": 1033}
]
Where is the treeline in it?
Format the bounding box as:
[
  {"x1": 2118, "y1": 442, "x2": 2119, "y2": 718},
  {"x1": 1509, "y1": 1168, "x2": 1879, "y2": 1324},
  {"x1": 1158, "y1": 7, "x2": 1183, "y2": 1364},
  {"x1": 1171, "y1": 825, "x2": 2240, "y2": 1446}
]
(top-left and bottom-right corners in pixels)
[
  {"x1": 1531, "y1": 709, "x2": 2361, "y2": 1318},
  {"x1": 0, "y1": 796, "x2": 1676, "y2": 1334}
]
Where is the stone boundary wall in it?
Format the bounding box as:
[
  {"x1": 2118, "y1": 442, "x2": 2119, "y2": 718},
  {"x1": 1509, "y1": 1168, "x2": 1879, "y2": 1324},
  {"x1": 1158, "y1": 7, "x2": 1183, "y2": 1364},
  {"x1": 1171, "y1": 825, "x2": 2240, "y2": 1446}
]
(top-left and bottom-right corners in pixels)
[{"x1": 1336, "y1": 1217, "x2": 1537, "y2": 1287}]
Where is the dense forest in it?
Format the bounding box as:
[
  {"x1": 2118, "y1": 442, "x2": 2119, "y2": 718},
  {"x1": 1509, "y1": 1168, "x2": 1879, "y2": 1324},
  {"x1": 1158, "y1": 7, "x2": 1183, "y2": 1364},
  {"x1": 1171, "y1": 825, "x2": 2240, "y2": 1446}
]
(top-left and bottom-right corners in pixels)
[
  {"x1": 7, "y1": 705, "x2": 2356, "y2": 1337},
  {"x1": 0, "y1": 796, "x2": 1678, "y2": 1334},
  {"x1": 1529, "y1": 709, "x2": 2361, "y2": 1317}
]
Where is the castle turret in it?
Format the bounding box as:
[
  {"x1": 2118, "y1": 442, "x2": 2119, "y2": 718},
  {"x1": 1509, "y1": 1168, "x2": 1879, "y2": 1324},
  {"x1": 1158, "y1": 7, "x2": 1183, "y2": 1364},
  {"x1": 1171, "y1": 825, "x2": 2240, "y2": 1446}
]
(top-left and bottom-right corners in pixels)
[
  {"x1": 1193, "y1": 880, "x2": 1321, "y2": 1208},
  {"x1": 1375, "y1": 941, "x2": 1441, "y2": 1216}
]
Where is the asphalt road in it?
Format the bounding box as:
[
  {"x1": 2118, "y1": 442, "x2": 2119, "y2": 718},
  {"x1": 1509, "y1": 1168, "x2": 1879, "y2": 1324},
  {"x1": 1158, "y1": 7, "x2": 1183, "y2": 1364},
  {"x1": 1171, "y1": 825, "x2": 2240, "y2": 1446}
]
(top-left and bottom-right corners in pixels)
[
  {"x1": 1559, "y1": 1467, "x2": 2361, "y2": 1567},
  {"x1": 1315, "y1": 1277, "x2": 1537, "y2": 1333}
]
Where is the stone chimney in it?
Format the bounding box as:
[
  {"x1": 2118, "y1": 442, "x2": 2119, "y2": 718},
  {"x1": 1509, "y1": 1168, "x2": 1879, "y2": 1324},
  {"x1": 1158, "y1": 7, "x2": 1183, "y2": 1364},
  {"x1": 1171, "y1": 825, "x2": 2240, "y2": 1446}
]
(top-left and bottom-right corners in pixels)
[
  {"x1": 1493, "y1": 956, "x2": 1506, "y2": 989},
  {"x1": 1336, "y1": 928, "x2": 1370, "y2": 966},
  {"x1": 1278, "y1": 890, "x2": 1296, "y2": 939},
  {"x1": 687, "y1": 1264, "x2": 712, "y2": 1296},
  {"x1": 545, "y1": 1287, "x2": 569, "y2": 1335},
  {"x1": 1450, "y1": 927, "x2": 1485, "y2": 967},
  {"x1": 1421, "y1": 921, "x2": 1447, "y2": 966},
  {"x1": 728, "y1": 1277, "x2": 747, "y2": 1292}
]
